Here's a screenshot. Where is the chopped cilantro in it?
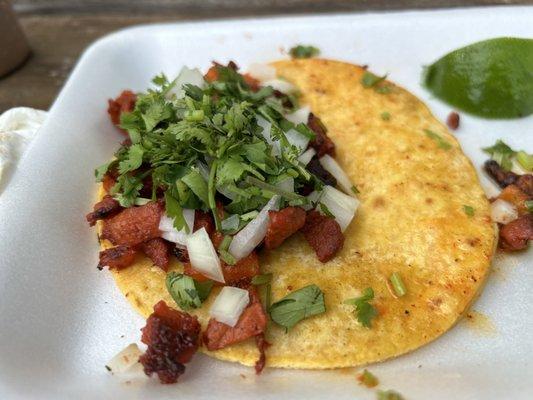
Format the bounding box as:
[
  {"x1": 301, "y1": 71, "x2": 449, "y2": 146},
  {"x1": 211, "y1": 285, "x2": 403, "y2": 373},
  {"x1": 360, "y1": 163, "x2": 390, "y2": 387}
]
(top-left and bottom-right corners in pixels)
[
  {"x1": 358, "y1": 369, "x2": 379, "y2": 388},
  {"x1": 361, "y1": 72, "x2": 387, "y2": 88},
  {"x1": 525, "y1": 200, "x2": 533, "y2": 213},
  {"x1": 517, "y1": 151, "x2": 533, "y2": 171},
  {"x1": 377, "y1": 390, "x2": 405, "y2": 400},
  {"x1": 482, "y1": 140, "x2": 516, "y2": 171},
  {"x1": 463, "y1": 205, "x2": 475, "y2": 217},
  {"x1": 389, "y1": 272, "x2": 407, "y2": 297},
  {"x1": 345, "y1": 287, "x2": 378, "y2": 328},
  {"x1": 319, "y1": 202, "x2": 335, "y2": 218},
  {"x1": 269, "y1": 284, "x2": 326, "y2": 331},
  {"x1": 424, "y1": 129, "x2": 452, "y2": 150},
  {"x1": 94, "y1": 161, "x2": 113, "y2": 182},
  {"x1": 375, "y1": 86, "x2": 392, "y2": 94},
  {"x1": 351, "y1": 185, "x2": 360, "y2": 194},
  {"x1": 289, "y1": 45, "x2": 320, "y2": 59},
  {"x1": 166, "y1": 272, "x2": 213, "y2": 310},
  {"x1": 380, "y1": 111, "x2": 391, "y2": 121},
  {"x1": 251, "y1": 273, "x2": 273, "y2": 285}
]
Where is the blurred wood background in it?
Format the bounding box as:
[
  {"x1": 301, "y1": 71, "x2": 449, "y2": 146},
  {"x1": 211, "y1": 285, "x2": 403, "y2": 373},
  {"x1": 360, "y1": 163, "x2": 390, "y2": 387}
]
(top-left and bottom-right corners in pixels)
[{"x1": 1, "y1": 0, "x2": 531, "y2": 112}]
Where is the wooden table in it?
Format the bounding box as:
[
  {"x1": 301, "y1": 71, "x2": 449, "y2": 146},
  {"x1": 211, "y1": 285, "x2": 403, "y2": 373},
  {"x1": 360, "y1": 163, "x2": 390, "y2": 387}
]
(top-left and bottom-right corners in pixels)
[{"x1": 0, "y1": 0, "x2": 530, "y2": 113}]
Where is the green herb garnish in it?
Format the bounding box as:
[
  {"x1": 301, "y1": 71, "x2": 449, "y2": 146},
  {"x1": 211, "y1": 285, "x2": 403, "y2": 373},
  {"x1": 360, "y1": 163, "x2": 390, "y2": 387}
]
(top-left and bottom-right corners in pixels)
[
  {"x1": 251, "y1": 273, "x2": 273, "y2": 285},
  {"x1": 269, "y1": 284, "x2": 326, "y2": 331},
  {"x1": 166, "y1": 272, "x2": 213, "y2": 310},
  {"x1": 424, "y1": 129, "x2": 452, "y2": 150},
  {"x1": 525, "y1": 200, "x2": 533, "y2": 213},
  {"x1": 105, "y1": 64, "x2": 322, "y2": 224},
  {"x1": 463, "y1": 205, "x2": 475, "y2": 217},
  {"x1": 380, "y1": 111, "x2": 391, "y2": 121},
  {"x1": 389, "y1": 272, "x2": 407, "y2": 297},
  {"x1": 377, "y1": 390, "x2": 405, "y2": 400},
  {"x1": 483, "y1": 140, "x2": 516, "y2": 171},
  {"x1": 361, "y1": 72, "x2": 386, "y2": 88},
  {"x1": 516, "y1": 151, "x2": 533, "y2": 171},
  {"x1": 289, "y1": 45, "x2": 320, "y2": 59},
  {"x1": 345, "y1": 287, "x2": 378, "y2": 328},
  {"x1": 358, "y1": 369, "x2": 379, "y2": 388}
]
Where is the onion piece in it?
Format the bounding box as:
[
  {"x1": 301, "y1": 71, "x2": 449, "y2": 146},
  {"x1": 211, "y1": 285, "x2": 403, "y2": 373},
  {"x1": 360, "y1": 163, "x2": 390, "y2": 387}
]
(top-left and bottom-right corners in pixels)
[
  {"x1": 285, "y1": 128, "x2": 310, "y2": 155},
  {"x1": 186, "y1": 227, "x2": 225, "y2": 283},
  {"x1": 228, "y1": 195, "x2": 280, "y2": 260},
  {"x1": 210, "y1": 286, "x2": 250, "y2": 327},
  {"x1": 490, "y1": 199, "x2": 518, "y2": 224},
  {"x1": 262, "y1": 78, "x2": 297, "y2": 94},
  {"x1": 257, "y1": 116, "x2": 281, "y2": 156},
  {"x1": 276, "y1": 177, "x2": 294, "y2": 193},
  {"x1": 247, "y1": 63, "x2": 277, "y2": 81},
  {"x1": 159, "y1": 209, "x2": 195, "y2": 246},
  {"x1": 166, "y1": 67, "x2": 205, "y2": 99},
  {"x1": 285, "y1": 105, "x2": 311, "y2": 125},
  {"x1": 298, "y1": 148, "x2": 316, "y2": 166},
  {"x1": 319, "y1": 154, "x2": 356, "y2": 196},
  {"x1": 105, "y1": 343, "x2": 143, "y2": 374},
  {"x1": 318, "y1": 185, "x2": 359, "y2": 231}
]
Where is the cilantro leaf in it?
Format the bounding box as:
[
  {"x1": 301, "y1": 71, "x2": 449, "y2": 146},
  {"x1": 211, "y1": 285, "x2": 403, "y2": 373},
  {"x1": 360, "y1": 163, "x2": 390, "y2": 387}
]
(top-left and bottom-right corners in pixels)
[
  {"x1": 345, "y1": 287, "x2": 378, "y2": 328},
  {"x1": 118, "y1": 144, "x2": 144, "y2": 174},
  {"x1": 269, "y1": 284, "x2": 326, "y2": 330},
  {"x1": 463, "y1": 205, "x2": 475, "y2": 217},
  {"x1": 361, "y1": 71, "x2": 387, "y2": 88},
  {"x1": 358, "y1": 369, "x2": 379, "y2": 388},
  {"x1": 95, "y1": 161, "x2": 112, "y2": 182},
  {"x1": 289, "y1": 45, "x2": 320, "y2": 59},
  {"x1": 483, "y1": 140, "x2": 516, "y2": 171},
  {"x1": 166, "y1": 272, "x2": 213, "y2": 310},
  {"x1": 181, "y1": 168, "x2": 209, "y2": 205},
  {"x1": 164, "y1": 191, "x2": 188, "y2": 232},
  {"x1": 112, "y1": 174, "x2": 143, "y2": 207}
]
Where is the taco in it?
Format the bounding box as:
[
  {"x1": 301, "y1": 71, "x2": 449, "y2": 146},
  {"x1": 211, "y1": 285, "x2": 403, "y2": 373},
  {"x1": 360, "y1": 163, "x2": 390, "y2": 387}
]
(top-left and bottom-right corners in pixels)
[{"x1": 88, "y1": 59, "x2": 496, "y2": 382}]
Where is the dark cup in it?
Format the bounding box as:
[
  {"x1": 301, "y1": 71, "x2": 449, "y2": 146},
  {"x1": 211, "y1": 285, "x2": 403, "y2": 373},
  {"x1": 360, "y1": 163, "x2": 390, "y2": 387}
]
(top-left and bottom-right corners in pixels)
[{"x1": 0, "y1": 0, "x2": 30, "y2": 77}]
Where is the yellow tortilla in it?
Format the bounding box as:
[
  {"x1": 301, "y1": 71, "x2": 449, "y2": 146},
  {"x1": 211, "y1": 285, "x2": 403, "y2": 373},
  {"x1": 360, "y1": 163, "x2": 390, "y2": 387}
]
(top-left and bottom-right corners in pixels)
[{"x1": 97, "y1": 59, "x2": 496, "y2": 369}]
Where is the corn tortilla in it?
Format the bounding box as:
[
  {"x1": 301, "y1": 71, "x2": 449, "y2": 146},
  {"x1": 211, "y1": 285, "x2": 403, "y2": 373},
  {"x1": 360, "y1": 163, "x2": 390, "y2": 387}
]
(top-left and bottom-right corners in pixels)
[{"x1": 97, "y1": 59, "x2": 497, "y2": 369}]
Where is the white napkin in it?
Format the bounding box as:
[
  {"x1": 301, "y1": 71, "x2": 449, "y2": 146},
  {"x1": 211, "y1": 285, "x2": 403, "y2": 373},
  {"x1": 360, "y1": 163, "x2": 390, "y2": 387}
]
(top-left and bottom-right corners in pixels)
[{"x1": 0, "y1": 107, "x2": 48, "y2": 193}]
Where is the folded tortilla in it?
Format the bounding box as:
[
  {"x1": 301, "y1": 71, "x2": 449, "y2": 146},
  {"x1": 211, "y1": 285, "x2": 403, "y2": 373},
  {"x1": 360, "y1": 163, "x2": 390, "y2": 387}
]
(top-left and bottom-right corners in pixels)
[{"x1": 98, "y1": 59, "x2": 496, "y2": 369}]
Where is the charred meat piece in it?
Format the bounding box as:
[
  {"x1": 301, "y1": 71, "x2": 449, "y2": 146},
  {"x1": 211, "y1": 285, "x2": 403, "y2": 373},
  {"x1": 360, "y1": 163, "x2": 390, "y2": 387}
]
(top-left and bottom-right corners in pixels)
[
  {"x1": 516, "y1": 174, "x2": 533, "y2": 198},
  {"x1": 142, "y1": 238, "x2": 170, "y2": 271},
  {"x1": 101, "y1": 201, "x2": 163, "y2": 246},
  {"x1": 193, "y1": 210, "x2": 215, "y2": 236},
  {"x1": 307, "y1": 113, "x2": 335, "y2": 157},
  {"x1": 301, "y1": 210, "x2": 344, "y2": 262},
  {"x1": 265, "y1": 207, "x2": 306, "y2": 249},
  {"x1": 484, "y1": 160, "x2": 519, "y2": 188},
  {"x1": 203, "y1": 293, "x2": 267, "y2": 351},
  {"x1": 140, "y1": 301, "x2": 201, "y2": 384},
  {"x1": 98, "y1": 245, "x2": 137, "y2": 270},
  {"x1": 222, "y1": 251, "x2": 260, "y2": 285},
  {"x1": 107, "y1": 90, "x2": 137, "y2": 129},
  {"x1": 307, "y1": 156, "x2": 337, "y2": 187},
  {"x1": 86, "y1": 195, "x2": 122, "y2": 226},
  {"x1": 499, "y1": 214, "x2": 533, "y2": 251}
]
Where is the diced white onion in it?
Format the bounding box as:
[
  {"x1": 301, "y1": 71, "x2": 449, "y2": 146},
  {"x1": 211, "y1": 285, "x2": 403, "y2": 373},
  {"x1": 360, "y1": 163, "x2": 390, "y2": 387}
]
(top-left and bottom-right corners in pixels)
[
  {"x1": 319, "y1": 185, "x2": 359, "y2": 232},
  {"x1": 210, "y1": 286, "x2": 250, "y2": 327},
  {"x1": 186, "y1": 227, "x2": 225, "y2": 282},
  {"x1": 285, "y1": 105, "x2": 311, "y2": 125},
  {"x1": 490, "y1": 199, "x2": 518, "y2": 224},
  {"x1": 228, "y1": 195, "x2": 280, "y2": 260},
  {"x1": 262, "y1": 78, "x2": 297, "y2": 94},
  {"x1": 319, "y1": 154, "x2": 355, "y2": 196},
  {"x1": 247, "y1": 63, "x2": 277, "y2": 82},
  {"x1": 285, "y1": 128, "x2": 310, "y2": 155},
  {"x1": 303, "y1": 190, "x2": 322, "y2": 211},
  {"x1": 106, "y1": 344, "x2": 143, "y2": 374},
  {"x1": 276, "y1": 177, "x2": 294, "y2": 193},
  {"x1": 298, "y1": 147, "x2": 316, "y2": 166},
  {"x1": 166, "y1": 66, "x2": 205, "y2": 100},
  {"x1": 159, "y1": 209, "x2": 195, "y2": 246},
  {"x1": 257, "y1": 116, "x2": 281, "y2": 156}
]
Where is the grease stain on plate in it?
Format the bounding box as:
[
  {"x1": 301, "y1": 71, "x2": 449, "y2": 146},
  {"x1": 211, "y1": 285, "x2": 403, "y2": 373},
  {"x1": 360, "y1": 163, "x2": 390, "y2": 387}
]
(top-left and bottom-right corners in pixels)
[{"x1": 463, "y1": 310, "x2": 497, "y2": 337}]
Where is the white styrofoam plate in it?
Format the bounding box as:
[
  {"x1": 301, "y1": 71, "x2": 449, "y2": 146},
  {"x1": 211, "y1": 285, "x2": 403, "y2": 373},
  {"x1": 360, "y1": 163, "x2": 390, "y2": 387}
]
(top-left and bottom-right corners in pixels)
[{"x1": 1, "y1": 6, "x2": 532, "y2": 400}]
